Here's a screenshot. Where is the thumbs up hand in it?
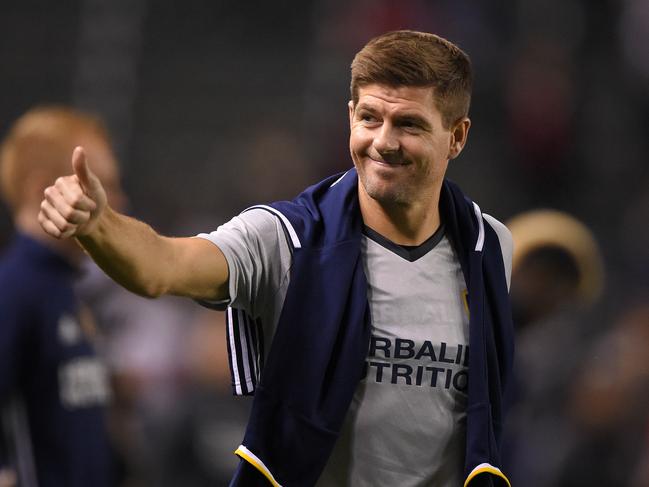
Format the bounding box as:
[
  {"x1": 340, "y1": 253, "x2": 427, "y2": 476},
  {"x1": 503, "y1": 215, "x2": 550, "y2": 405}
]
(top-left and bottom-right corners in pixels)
[{"x1": 39, "y1": 146, "x2": 108, "y2": 238}]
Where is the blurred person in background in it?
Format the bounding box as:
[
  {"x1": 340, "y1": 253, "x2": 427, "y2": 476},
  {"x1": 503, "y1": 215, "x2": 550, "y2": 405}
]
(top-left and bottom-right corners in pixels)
[
  {"x1": 78, "y1": 259, "x2": 249, "y2": 487},
  {"x1": 503, "y1": 209, "x2": 605, "y2": 486},
  {"x1": 37, "y1": 31, "x2": 515, "y2": 487},
  {"x1": 0, "y1": 107, "x2": 249, "y2": 487},
  {"x1": 0, "y1": 106, "x2": 122, "y2": 486},
  {"x1": 559, "y1": 301, "x2": 649, "y2": 487},
  {"x1": 507, "y1": 209, "x2": 604, "y2": 330}
]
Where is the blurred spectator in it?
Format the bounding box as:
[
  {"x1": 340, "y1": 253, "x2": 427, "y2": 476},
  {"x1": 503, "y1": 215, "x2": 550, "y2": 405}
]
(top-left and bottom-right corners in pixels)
[
  {"x1": 0, "y1": 105, "x2": 247, "y2": 487},
  {"x1": 503, "y1": 209, "x2": 604, "y2": 487},
  {"x1": 77, "y1": 262, "x2": 249, "y2": 487},
  {"x1": 0, "y1": 106, "x2": 122, "y2": 486},
  {"x1": 559, "y1": 302, "x2": 649, "y2": 487},
  {"x1": 508, "y1": 209, "x2": 604, "y2": 328}
]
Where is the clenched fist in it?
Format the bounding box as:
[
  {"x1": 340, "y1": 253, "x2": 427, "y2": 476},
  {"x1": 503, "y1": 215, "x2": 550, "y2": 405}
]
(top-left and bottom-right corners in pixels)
[{"x1": 38, "y1": 146, "x2": 107, "y2": 239}]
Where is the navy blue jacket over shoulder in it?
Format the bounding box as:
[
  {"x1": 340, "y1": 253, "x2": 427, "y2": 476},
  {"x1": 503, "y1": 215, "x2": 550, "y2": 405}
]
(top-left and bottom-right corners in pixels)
[{"x1": 228, "y1": 169, "x2": 514, "y2": 487}]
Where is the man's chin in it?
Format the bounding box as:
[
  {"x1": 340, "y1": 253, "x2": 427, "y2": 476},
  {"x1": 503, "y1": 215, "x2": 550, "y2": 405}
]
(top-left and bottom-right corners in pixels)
[{"x1": 363, "y1": 181, "x2": 409, "y2": 206}]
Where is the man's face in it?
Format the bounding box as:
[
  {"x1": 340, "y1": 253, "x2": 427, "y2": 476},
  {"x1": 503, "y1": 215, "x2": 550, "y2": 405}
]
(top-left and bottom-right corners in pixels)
[{"x1": 349, "y1": 84, "x2": 467, "y2": 207}]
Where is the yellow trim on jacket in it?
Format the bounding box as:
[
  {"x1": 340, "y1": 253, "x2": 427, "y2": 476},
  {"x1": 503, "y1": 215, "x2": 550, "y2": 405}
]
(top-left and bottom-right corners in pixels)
[
  {"x1": 464, "y1": 462, "x2": 511, "y2": 487},
  {"x1": 234, "y1": 445, "x2": 282, "y2": 487}
]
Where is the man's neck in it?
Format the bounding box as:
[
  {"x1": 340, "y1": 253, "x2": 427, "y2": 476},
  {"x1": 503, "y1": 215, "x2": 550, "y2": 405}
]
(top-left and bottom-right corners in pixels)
[{"x1": 358, "y1": 185, "x2": 442, "y2": 246}]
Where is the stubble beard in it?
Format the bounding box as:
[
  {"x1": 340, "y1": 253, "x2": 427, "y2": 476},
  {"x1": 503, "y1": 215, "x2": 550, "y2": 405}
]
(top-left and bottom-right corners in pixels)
[{"x1": 359, "y1": 170, "x2": 413, "y2": 207}]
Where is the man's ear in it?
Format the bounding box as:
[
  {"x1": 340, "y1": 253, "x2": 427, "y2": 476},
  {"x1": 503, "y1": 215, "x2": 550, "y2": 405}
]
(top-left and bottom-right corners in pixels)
[
  {"x1": 447, "y1": 117, "x2": 471, "y2": 160},
  {"x1": 348, "y1": 100, "x2": 354, "y2": 129}
]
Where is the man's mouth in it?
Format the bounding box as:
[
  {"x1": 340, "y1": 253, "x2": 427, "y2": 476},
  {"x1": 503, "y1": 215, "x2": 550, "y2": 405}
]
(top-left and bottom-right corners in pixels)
[{"x1": 368, "y1": 157, "x2": 408, "y2": 166}]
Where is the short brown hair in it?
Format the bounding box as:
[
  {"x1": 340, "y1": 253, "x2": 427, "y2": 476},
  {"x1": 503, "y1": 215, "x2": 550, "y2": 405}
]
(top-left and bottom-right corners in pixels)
[
  {"x1": 350, "y1": 30, "x2": 472, "y2": 128},
  {"x1": 0, "y1": 105, "x2": 109, "y2": 209}
]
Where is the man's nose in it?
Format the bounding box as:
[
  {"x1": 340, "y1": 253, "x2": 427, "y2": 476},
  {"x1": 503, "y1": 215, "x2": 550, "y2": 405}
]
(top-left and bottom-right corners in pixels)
[{"x1": 373, "y1": 123, "x2": 400, "y2": 155}]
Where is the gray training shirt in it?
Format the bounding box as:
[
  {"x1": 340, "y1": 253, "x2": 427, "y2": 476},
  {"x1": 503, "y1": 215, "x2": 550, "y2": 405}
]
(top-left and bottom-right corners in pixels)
[{"x1": 197, "y1": 208, "x2": 512, "y2": 487}]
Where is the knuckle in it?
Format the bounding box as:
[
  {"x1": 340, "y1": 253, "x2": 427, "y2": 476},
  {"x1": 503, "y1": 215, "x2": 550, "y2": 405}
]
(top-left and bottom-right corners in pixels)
[
  {"x1": 70, "y1": 194, "x2": 83, "y2": 207},
  {"x1": 61, "y1": 207, "x2": 74, "y2": 220},
  {"x1": 48, "y1": 224, "x2": 61, "y2": 238}
]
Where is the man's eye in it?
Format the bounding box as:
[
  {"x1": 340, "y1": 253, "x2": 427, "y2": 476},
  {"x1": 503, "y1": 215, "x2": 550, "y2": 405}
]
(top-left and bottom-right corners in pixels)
[{"x1": 360, "y1": 113, "x2": 376, "y2": 122}]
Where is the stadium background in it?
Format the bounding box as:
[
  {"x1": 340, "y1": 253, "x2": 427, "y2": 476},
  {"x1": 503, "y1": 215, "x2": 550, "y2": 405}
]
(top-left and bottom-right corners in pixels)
[{"x1": 0, "y1": 1, "x2": 648, "y2": 485}]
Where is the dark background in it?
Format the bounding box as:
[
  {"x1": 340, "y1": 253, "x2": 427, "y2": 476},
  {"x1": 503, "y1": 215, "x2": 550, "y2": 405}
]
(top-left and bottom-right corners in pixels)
[{"x1": 2, "y1": 0, "x2": 647, "y2": 293}]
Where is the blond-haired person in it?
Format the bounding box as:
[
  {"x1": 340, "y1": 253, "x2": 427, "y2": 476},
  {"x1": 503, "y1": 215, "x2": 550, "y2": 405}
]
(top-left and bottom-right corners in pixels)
[{"x1": 0, "y1": 106, "x2": 122, "y2": 486}]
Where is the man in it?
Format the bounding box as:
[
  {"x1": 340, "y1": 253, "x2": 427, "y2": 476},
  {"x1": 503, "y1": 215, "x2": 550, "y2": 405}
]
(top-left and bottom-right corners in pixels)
[
  {"x1": 39, "y1": 31, "x2": 514, "y2": 486},
  {"x1": 506, "y1": 210, "x2": 604, "y2": 331},
  {"x1": 503, "y1": 210, "x2": 603, "y2": 486},
  {"x1": 0, "y1": 106, "x2": 122, "y2": 486}
]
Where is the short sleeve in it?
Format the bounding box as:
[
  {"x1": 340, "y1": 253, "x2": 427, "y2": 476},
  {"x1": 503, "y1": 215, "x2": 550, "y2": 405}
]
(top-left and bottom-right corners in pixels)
[{"x1": 195, "y1": 209, "x2": 292, "y2": 318}]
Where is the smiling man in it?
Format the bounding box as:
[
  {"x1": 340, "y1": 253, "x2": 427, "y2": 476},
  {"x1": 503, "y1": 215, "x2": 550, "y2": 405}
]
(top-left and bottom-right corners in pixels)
[
  {"x1": 350, "y1": 81, "x2": 469, "y2": 243},
  {"x1": 38, "y1": 31, "x2": 514, "y2": 487}
]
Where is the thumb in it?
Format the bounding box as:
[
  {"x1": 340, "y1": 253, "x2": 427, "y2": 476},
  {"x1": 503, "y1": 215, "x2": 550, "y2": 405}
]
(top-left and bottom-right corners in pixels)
[{"x1": 72, "y1": 146, "x2": 94, "y2": 192}]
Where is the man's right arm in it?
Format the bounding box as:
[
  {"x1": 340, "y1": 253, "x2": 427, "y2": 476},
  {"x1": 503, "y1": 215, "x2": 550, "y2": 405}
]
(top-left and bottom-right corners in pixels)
[{"x1": 38, "y1": 147, "x2": 229, "y2": 301}]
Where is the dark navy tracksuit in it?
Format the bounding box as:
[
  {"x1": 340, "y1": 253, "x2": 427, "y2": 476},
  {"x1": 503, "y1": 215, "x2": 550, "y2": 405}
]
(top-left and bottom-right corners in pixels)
[{"x1": 0, "y1": 234, "x2": 113, "y2": 487}]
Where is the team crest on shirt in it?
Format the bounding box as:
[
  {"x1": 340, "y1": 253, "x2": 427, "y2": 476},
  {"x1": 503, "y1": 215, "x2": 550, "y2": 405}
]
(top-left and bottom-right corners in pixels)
[{"x1": 462, "y1": 289, "x2": 470, "y2": 317}]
